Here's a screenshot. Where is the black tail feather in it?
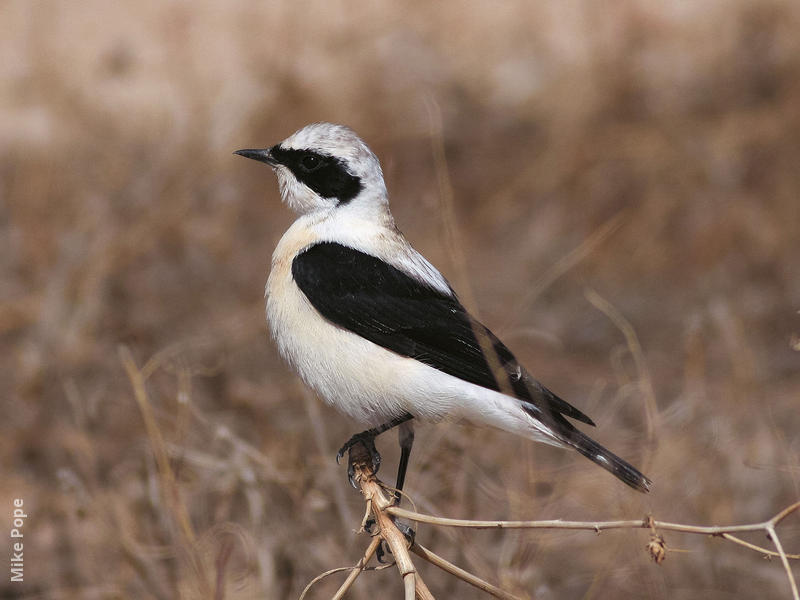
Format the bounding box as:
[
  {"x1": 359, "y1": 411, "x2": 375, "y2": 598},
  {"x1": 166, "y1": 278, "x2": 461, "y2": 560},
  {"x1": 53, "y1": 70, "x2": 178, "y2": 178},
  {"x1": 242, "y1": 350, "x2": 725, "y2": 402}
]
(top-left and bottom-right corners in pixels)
[
  {"x1": 520, "y1": 397, "x2": 652, "y2": 492},
  {"x1": 569, "y1": 429, "x2": 652, "y2": 493}
]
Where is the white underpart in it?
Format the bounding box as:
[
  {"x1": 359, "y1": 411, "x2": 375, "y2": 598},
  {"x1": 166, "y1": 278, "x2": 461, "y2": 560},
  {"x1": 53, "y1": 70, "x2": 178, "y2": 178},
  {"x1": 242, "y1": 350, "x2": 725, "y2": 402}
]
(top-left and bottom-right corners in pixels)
[{"x1": 264, "y1": 123, "x2": 566, "y2": 449}]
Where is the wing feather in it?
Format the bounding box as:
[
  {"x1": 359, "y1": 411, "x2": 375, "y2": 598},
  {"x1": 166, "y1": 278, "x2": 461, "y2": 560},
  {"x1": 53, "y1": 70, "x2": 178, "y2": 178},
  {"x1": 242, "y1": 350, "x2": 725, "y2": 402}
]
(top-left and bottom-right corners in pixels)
[{"x1": 291, "y1": 242, "x2": 595, "y2": 426}]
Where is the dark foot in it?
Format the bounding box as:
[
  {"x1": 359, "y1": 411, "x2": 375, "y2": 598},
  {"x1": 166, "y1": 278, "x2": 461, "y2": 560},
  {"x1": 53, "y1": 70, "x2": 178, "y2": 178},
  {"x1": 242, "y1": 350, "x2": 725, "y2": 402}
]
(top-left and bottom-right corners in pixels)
[
  {"x1": 376, "y1": 540, "x2": 389, "y2": 564},
  {"x1": 392, "y1": 488, "x2": 404, "y2": 506},
  {"x1": 374, "y1": 518, "x2": 416, "y2": 564},
  {"x1": 336, "y1": 433, "x2": 381, "y2": 488},
  {"x1": 394, "y1": 520, "x2": 416, "y2": 545},
  {"x1": 363, "y1": 517, "x2": 377, "y2": 535},
  {"x1": 364, "y1": 516, "x2": 414, "y2": 543}
]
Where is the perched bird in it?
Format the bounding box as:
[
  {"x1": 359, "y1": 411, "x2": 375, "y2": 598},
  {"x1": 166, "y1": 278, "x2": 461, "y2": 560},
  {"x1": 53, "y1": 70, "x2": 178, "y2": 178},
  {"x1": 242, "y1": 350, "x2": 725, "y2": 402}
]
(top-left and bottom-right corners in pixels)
[{"x1": 235, "y1": 123, "x2": 651, "y2": 496}]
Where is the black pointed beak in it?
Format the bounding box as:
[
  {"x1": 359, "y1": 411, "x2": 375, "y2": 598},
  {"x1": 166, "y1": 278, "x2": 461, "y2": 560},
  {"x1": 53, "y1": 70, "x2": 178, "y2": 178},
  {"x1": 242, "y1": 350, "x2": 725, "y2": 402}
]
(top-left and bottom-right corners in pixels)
[{"x1": 234, "y1": 148, "x2": 279, "y2": 167}]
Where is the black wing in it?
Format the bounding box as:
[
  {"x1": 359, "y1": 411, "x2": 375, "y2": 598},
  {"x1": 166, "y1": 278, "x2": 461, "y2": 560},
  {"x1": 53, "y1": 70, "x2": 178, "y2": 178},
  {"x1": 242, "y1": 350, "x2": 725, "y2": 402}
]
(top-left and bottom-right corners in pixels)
[{"x1": 291, "y1": 242, "x2": 595, "y2": 426}]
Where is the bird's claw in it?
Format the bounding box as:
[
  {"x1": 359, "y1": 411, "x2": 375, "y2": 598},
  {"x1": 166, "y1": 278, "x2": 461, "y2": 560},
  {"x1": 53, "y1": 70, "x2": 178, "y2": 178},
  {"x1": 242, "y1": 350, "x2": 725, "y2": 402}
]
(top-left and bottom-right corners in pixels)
[
  {"x1": 336, "y1": 432, "x2": 382, "y2": 488},
  {"x1": 364, "y1": 517, "x2": 376, "y2": 534},
  {"x1": 347, "y1": 462, "x2": 359, "y2": 489},
  {"x1": 376, "y1": 540, "x2": 389, "y2": 563}
]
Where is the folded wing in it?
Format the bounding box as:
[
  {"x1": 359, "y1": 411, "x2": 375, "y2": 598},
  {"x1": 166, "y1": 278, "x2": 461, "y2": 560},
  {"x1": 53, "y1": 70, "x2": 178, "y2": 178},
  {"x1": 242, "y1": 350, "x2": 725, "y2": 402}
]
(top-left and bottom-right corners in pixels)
[{"x1": 291, "y1": 241, "x2": 595, "y2": 426}]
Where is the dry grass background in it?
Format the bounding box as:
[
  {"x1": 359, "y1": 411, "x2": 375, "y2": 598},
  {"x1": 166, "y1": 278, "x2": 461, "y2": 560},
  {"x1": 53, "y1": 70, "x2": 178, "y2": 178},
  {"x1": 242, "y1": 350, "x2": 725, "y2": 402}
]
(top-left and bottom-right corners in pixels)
[{"x1": 2, "y1": 1, "x2": 799, "y2": 598}]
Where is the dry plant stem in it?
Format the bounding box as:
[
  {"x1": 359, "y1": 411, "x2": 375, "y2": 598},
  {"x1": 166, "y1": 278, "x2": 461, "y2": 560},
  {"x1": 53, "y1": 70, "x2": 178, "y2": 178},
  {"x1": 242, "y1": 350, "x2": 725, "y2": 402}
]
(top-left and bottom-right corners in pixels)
[
  {"x1": 120, "y1": 347, "x2": 197, "y2": 545},
  {"x1": 425, "y1": 97, "x2": 473, "y2": 310},
  {"x1": 516, "y1": 211, "x2": 626, "y2": 314},
  {"x1": 120, "y1": 346, "x2": 211, "y2": 597},
  {"x1": 329, "y1": 536, "x2": 382, "y2": 600},
  {"x1": 388, "y1": 502, "x2": 800, "y2": 599},
  {"x1": 404, "y1": 572, "x2": 417, "y2": 600},
  {"x1": 411, "y1": 543, "x2": 523, "y2": 600},
  {"x1": 766, "y1": 524, "x2": 798, "y2": 600},
  {"x1": 350, "y1": 441, "x2": 435, "y2": 600},
  {"x1": 298, "y1": 567, "x2": 356, "y2": 600},
  {"x1": 386, "y1": 502, "x2": 800, "y2": 537},
  {"x1": 300, "y1": 537, "x2": 390, "y2": 600},
  {"x1": 585, "y1": 288, "x2": 659, "y2": 448},
  {"x1": 720, "y1": 533, "x2": 800, "y2": 560},
  {"x1": 414, "y1": 571, "x2": 435, "y2": 600},
  {"x1": 425, "y1": 99, "x2": 517, "y2": 401},
  {"x1": 345, "y1": 438, "x2": 798, "y2": 600}
]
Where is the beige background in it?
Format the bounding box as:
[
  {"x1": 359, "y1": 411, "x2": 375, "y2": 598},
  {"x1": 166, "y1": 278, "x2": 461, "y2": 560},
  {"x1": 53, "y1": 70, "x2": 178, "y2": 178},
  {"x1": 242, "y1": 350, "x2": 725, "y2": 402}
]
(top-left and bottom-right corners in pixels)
[{"x1": 2, "y1": 1, "x2": 799, "y2": 598}]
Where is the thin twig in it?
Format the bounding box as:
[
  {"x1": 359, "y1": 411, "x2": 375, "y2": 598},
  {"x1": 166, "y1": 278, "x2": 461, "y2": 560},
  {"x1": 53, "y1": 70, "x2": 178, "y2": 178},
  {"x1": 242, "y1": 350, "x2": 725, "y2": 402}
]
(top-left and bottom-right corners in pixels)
[
  {"x1": 585, "y1": 288, "x2": 659, "y2": 449},
  {"x1": 414, "y1": 571, "x2": 435, "y2": 600},
  {"x1": 387, "y1": 503, "x2": 800, "y2": 539},
  {"x1": 767, "y1": 525, "x2": 799, "y2": 600},
  {"x1": 721, "y1": 533, "x2": 800, "y2": 560},
  {"x1": 425, "y1": 96, "x2": 474, "y2": 312},
  {"x1": 774, "y1": 501, "x2": 800, "y2": 526},
  {"x1": 299, "y1": 536, "x2": 386, "y2": 600},
  {"x1": 339, "y1": 540, "x2": 383, "y2": 597},
  {"x1": 329, "y1": 536, "x2": 382, "y2": 600},
  {"x1": 425, "y1": 98, "x2": 516, "y2": 402},
  {"x1": 298, "y1": 538, "x2": 381, "y2": 600},
  {"x1": 120, "y1": 346, "x2": 197, "y2": 545},
  {"x1": 120, "y1": 346, "x2": 210, "y2": 597},
  {"x1": 411, "y1": 543, "x2": 523, "y2": 600},
  {"x1": 298, "y1": 566, "x2": 358, "y2": 600},
  {"x1": 512, "y1": 211, "x2": 627, "y2": 317}
]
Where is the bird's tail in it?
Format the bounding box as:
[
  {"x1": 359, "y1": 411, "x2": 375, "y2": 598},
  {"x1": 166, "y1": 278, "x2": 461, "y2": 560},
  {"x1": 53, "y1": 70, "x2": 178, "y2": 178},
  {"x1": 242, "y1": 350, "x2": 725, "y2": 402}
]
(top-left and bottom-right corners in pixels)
[
  {"x1": 566, "y1": 428, "x2": 652, "y2": 492},
  {"x1": 520, "y1": 402, "x2": 652, "y2": 492}
]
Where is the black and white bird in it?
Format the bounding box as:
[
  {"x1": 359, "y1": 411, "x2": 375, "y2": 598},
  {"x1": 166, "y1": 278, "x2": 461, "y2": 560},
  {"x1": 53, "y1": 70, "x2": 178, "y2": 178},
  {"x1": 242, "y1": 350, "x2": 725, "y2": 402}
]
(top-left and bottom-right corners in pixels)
[{"x1": 235, "y1": 122, "x2": 652, "y2": 495}]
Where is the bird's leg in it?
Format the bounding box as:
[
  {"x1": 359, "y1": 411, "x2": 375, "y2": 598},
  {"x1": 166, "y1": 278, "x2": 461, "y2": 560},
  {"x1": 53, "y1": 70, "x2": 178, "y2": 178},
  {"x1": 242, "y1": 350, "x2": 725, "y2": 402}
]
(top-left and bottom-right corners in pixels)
[
  {"x1": 394, "y1": 421, "x2": 415, "y2": 504},
  {"x1": 346, "y1": 417, "x2": 417, "y2": 558},
  {"x1": 387, "y1": 421, "x2": 416, "y2": 547},
  {"x1": 336, "y1": 413, "x2": 413, "y2": 488}
]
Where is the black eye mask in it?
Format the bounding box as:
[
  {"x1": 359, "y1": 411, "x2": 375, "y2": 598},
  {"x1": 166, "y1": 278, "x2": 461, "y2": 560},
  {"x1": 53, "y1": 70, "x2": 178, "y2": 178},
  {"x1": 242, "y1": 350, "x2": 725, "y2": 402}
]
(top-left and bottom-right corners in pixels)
[{"x1": 270, "y1": 146, "x2": 363, "y2": 203}]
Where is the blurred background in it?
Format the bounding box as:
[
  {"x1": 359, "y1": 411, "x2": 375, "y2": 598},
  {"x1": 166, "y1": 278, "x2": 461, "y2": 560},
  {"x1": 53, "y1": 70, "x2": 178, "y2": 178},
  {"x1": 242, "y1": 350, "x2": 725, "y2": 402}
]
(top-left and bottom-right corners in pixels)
[{"x1": 2, "y1": 1, "x2": 799, "y2": 598}]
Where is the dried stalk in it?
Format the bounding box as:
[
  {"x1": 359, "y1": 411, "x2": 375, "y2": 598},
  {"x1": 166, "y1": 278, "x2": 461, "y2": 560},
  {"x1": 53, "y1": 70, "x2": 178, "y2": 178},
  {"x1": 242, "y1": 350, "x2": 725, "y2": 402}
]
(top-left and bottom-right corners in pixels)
[
  {"x1": 303, "y1": 434, "x2": 798, "y2": 600},
  {"x1": 387, "y1": 501, "x2": 800, "y2": 599},
  {"x1": 349, "y1": 440, "x2": 435, "y2": 600}
]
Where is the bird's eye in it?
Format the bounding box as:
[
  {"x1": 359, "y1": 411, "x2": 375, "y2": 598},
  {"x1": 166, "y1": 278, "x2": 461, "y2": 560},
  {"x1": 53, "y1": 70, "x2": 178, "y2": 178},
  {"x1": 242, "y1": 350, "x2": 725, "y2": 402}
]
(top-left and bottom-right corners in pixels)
[{"x1": 300, "y1": 154, "x2": 323, "y2": 172}]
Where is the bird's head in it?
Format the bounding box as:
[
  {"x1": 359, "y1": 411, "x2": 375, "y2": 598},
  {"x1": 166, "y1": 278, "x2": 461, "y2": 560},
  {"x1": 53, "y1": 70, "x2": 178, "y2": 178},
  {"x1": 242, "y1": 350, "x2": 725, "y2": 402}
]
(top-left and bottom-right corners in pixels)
[{"x1": 235, "y1": 122, "x2": 388, "y2": 216}]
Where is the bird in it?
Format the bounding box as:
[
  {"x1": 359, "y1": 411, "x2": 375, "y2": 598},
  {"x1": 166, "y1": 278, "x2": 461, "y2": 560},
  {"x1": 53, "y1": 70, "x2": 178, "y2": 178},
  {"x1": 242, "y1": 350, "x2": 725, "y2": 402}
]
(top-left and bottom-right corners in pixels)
[{"x1": 234, "y1": 122, "x2": 652, "y2": 497}]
